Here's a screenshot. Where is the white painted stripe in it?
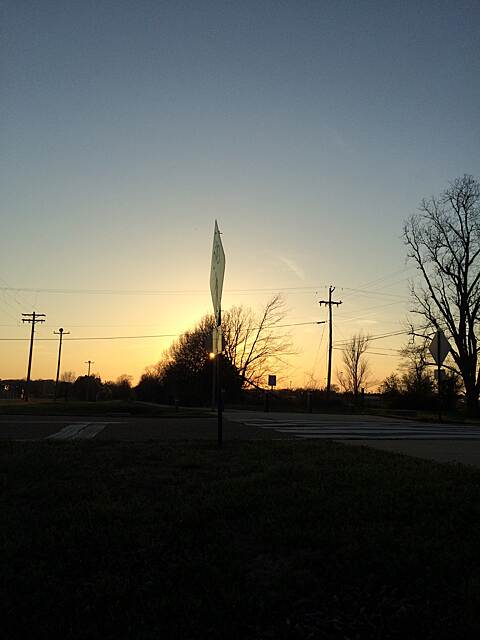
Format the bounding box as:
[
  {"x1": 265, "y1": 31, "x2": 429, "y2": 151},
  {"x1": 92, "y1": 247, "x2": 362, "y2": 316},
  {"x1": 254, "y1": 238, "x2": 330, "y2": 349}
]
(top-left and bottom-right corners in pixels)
[
  {"x1": 295, "y1": 434, "x2": 480, "y2": 440},
  {"x1": 77, "y1": 423, "x2": 108, "y2": 439},
  {"x1": 47, "y1": 422, "x2": 112, "y2": 440},
  {"x1": 243, "y1": 420, "x2": 480, "y2": 440},
  {"x1": 47, "y1": 423, "x2": 90, "y2": 440},
  {"x1": 245, "y1": 421, "x2": 473, "y2": 430},
  {"x1": 249, "y1": 425, "x2": 479, "y2": 434},
  {"x1": 246, "y1": 423, "x2": 479, "y2": 434}
]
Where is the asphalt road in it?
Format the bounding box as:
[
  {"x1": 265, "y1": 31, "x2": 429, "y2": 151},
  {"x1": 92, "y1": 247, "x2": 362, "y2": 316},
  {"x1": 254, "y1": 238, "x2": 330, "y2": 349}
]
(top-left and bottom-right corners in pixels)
[
  {"x1": 224, "y1": 409, "x2": 480, "y2": 439},
  {"x1": 224, "y1": 410, "x2": 480, "y2": 467},
  {"x1": 0, "y1": 414, "x2": 283, "y2": 442},
  {"x1": 3, "y1": 410, "x2": 480, "y2": 467}
]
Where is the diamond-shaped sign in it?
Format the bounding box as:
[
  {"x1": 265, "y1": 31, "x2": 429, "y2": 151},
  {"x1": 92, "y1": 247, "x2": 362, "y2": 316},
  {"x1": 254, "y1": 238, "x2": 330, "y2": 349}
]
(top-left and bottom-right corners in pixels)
[{"x1": 429, "y1": 330, "x2": 450, "y2": 366}]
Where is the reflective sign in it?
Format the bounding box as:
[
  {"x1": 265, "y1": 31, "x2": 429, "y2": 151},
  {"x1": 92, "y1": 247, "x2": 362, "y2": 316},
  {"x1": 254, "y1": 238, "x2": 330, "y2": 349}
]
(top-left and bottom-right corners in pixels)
[
  {"x1": 210, "y1": 220, "x2": 225, "y2": 325},
  {"x1": 429, "y1": 330, "x2": 451, "y2": 365}
]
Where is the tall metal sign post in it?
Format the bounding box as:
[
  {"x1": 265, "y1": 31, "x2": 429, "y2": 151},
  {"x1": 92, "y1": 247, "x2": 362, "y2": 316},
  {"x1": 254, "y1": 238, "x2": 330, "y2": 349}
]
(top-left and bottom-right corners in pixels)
[
  {"x1": 210, "y1": 220, "x2": 225, "y2": 446},
  {"x1": 429, "y1": 329, "x2": 451, "y2": 422}
]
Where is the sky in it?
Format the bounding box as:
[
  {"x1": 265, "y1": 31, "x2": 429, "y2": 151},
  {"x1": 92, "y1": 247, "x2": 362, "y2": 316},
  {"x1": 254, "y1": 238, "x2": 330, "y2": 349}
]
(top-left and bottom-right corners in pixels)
[{"x1": 1, "y1": 0, "x2": 479, "y2": 388}]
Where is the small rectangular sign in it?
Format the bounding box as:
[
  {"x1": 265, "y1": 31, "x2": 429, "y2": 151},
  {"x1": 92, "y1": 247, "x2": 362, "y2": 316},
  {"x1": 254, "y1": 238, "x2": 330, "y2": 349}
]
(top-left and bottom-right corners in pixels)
[
  {"x1": 268, "y1": 375, "x2": 276, "y2": 387},
  {"x1": 212, "y1": 327, "x2": 223, "y2": 354}
]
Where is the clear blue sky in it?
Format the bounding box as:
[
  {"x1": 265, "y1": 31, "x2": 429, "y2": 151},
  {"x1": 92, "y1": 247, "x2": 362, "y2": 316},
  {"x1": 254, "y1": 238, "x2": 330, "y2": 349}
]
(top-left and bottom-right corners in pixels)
[{"x1": 1, "y1": 0, "x2": 479, "y2": 385}]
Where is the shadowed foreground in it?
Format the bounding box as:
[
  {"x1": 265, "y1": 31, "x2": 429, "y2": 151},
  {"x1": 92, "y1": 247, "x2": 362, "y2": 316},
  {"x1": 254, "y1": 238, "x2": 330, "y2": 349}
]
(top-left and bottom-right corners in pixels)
[{"x1": 2, "y1": 440, "x2": 480, "y2": 639}]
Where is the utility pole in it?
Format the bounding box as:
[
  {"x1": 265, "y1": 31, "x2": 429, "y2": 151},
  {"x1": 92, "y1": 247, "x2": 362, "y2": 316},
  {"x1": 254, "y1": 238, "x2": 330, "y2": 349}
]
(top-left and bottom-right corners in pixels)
[
  {"x1": 85, "y1": 360, "x2": 94, "y2": 377},
  {"x1": 22, "y1": 311, "x2": 46, "y2": 402},
  {"x1": 85, "y1": 360, "x2": 94, "y2": 401},
  {"x1": 319, "y1": 286, "x2": 342, "y2": 399},
  {"x1": 54, "y1": 328, "x2": 70, "y2": 400}
]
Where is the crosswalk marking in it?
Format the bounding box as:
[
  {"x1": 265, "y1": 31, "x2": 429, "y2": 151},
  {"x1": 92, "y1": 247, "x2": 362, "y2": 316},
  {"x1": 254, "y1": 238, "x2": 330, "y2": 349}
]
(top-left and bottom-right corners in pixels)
[
  {"x1": 47, "y1": 422, "x2": 110, "y2": 440},
  {"x1": 242, "y1": 419, "x2": 480, "y2": 440}
]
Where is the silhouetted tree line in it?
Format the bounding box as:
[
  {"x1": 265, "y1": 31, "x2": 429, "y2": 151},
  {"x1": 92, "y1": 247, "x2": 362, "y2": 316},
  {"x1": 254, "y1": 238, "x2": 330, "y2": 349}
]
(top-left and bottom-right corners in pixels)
[
  {"x1": 136, "y1": 296, "x2": 293, "y2": 406},
  {"x1": 135, "y1": 323, "x2": 243, "y2": 407},
  {"x1": 0, "y1": 379, "x2": 56, "y2": 400},
  {"x1": 0, "y1": 374, "x2": 134, "y2": 402},
  {"x1": 380, "y1": 339, "x2": 462, "y2": 412}
]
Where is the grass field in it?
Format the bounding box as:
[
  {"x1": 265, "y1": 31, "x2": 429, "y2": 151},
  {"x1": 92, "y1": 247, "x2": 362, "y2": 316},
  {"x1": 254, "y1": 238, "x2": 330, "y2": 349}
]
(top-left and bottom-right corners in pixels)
[
  {"x1": 2, "y1": 440, "x2": 480, "y2": 639},
  {"x1": 0, "y1": 399, "x2": 209, "y2": 418}
]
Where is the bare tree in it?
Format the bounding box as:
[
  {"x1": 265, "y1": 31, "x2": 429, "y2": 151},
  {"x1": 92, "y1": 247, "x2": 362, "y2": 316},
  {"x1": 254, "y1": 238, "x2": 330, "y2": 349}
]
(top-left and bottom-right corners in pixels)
[
  {"x1": 404, "y1": 175, "x2": 480, "y2": 414},
  {"x1": 222, "y1": 295, "x2": 294, "y2": 388},
  {"x1": 398, "y1": 338, "x2": 432, "y2": 393},
  {"x1": 303, "y1": 370, "x2": 321, "y2": 391},
  {"x1": 336, "y1": 333, "x2": 370, "y2": 398},
  {"x1": 146, "y1": 295, "x2": 294, "y2": 394},
  {"x1": 60, "y1": 371, "x2": 76, "y2": 383}
]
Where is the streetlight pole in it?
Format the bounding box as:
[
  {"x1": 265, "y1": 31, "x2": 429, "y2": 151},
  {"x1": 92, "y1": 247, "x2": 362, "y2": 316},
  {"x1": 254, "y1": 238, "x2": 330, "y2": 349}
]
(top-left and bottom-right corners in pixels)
[
  {"x1": 54, "y1": 328, "x2": 70, "y2": 400},
  {"x1": 85, "y1": 360, "x2": 94, "y2": 401},
  {"x1": 85, "y1": 360, "x2": 94, "y2": 377}
]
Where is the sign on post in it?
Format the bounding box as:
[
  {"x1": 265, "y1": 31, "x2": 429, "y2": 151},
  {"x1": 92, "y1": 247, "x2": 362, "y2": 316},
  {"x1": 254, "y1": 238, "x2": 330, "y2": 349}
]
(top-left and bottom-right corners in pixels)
[
  {"x1": 211, "y1": 326, "x2": 223, "y2": 355},
  {"x1": 210, "y1": 220, "x2": 225, "y2": 447},
  {"x1": 429, "y1": 330, "x2": 450, "y2": 366},
  {"x1": 268, "y1": 375, "x2": 277, "y2": 388},
  {"x1": 210, "y1": 220, "x2": 225, "y2": 326},
  {"x1": 429, "y1": 329, "x2": 451, "y2": 423}
]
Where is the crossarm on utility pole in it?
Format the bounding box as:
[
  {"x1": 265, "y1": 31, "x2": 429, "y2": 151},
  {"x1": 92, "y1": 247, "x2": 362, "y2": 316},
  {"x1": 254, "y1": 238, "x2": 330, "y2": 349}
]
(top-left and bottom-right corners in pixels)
[{"x1": 21, "y1": 311, "x2": 46, "y2": 402}]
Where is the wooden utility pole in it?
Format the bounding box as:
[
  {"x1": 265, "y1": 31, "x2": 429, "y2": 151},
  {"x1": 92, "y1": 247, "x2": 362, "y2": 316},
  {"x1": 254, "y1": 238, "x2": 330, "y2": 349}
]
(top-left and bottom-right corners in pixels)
[
  {"x1": 319, "y1": 287, "x2": 342, "y2": 398},
  {"x1": 84, "y1": 360, "x2": 95, "y2": 402},
  {"x1": 22, "y1": 311, "x2": 46, "y2": 402},
  {"x1": 54, "y1": 328, "x2": 70, "y2": 400}
]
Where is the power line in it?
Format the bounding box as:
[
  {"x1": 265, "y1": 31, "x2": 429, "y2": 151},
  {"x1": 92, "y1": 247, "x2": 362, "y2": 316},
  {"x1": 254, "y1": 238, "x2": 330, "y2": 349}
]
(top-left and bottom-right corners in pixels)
[
  {"x1": 0, "y1": 319, "x2": 324, "y2": 329},
  {"x1": 0, "y1": 273, "x2": 36, "y2": 310},
  {"x1": 340, "y1": 286, "x2": 408, "y2": 300},
  {"x1": 333, "y1": 347, "x2": 399, "y2": 357},
  {"x1": 0, "y1": 281, "x2": 411, "y2": 299},
  {"x1": 0, "y1": 285, "x2": 329, "y2": 296},
  {"x1": 342, "y1": 266, "x2": 415, "y2": 296},
  {"x1": 276, "y1": 321, "x2": 324, "y2": 328},
  {"x1": 333, "y1": 330, "x2": 408, "y2": 346},
  {"x1": 0, "y1": 320, "x2": 324, "y2": 342},
  {"x1": 0, "y1": 333, "x2": 179, "y2": 341},
  {"x1": 336, "y1": 299, "x2": 407, "y2": 325}
]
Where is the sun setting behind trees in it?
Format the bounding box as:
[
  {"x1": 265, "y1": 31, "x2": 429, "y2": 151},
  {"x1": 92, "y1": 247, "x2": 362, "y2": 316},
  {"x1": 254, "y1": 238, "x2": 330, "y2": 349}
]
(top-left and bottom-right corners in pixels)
[{"x1": 3, "y1": 4, "x2": 480, "y2": 637}]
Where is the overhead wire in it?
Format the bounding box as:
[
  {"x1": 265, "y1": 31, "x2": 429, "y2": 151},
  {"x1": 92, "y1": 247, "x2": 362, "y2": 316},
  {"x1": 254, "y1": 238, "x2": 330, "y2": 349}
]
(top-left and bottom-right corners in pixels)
[
  {"x1": 0, "y1": 320, "x2": 323, "y2": 342},
  {"x1": 0, "y1": 333, "x2": 179, "y2": 342},
  {"x1": 335, "y1": 299, "x2": 407, "y2": 325},
  {"x1": 0, "y1": 285, "x2": 330, "y2": 296},
  {"x1": 0, "y1": 274, "x2": 412, "y2": 299},
  {"x1": 333, "y1": 347, "x2": 398, "y2": 357},
  {"x1": 333, "y1": 329, "x2": 408, "y2": 346}
]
